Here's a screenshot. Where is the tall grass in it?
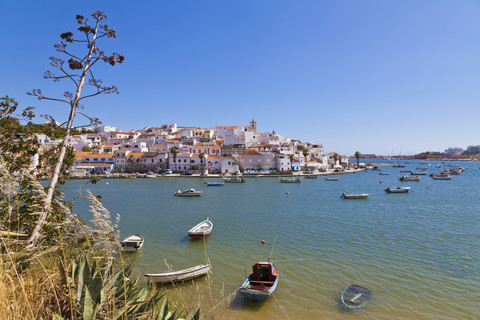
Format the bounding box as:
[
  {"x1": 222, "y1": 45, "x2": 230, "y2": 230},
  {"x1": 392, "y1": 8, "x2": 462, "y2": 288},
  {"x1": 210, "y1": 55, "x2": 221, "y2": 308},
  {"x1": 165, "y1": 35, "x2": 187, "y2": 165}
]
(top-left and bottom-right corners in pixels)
[{"x1": 0, "y1": 160, "x2": 202, "y2": 319}]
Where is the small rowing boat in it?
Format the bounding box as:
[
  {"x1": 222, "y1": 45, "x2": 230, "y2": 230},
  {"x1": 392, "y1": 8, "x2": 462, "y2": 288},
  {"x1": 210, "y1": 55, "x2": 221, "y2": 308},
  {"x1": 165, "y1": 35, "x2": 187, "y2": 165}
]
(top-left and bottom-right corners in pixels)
[
  {"x1": 204, "y1": 181, "x2": 225, "y2": 186},
  {"x1": 174, "y1": 188, "x2": 203, "y2": 197},
  {"x1": 340, "y1": 284, "x2": 372, "y2": 309},
  {"x1": 385, "y1": 186, "x2": 411, "y2": 193},
  {"x1": 399, "y1": 176, "x2": 420, "y2": 181},
  {"x1": 119, "y1": 234, "x2": 144, "y2": 252},
  {"x1": 280, "y1": 177, "x2": 301, "y2": 183},
  {"x1": 325, "y1": 177, "x2": 339, "y2": 181},
  {"x1": 239, "y1": 260, "x2": 279, "y2": 301},
  {"x1": 341, "y1": 193, "x2": 369, "y2": 199},
  {"x1": 145, "y1": 264, "x2": 211, "y2": 284},
  {"x1": 187, "y1": 217, "x2": 213, "y2": 238}
]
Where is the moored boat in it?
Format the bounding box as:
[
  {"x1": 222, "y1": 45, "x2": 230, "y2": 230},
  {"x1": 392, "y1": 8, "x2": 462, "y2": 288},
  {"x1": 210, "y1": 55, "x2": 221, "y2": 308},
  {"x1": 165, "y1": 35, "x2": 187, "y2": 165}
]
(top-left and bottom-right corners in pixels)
[
  {"x1": 411, "y1": 171, "x2": 427, "y2": 175},
  {"x1": 187, "y1": 217, "x2": 213, "y2": 238},
  {"x1": 223, "y1": 176, "x2": 245, "y2": 183},
  {"x1": 174, "y1": 188, "x2": 203, "y2": 197},
  {"x1": 204, "y1": 181, "x2": 225, "y2": 186},
  {"x1": 280, "y1": 177, "x2": 301, "y2": 183},
  {"x1": 385, "y1": 186, "x2": 411, "y2": 193},
  {"x1": 305, "y1": 175, "x2": 317, "y2": 179},
  {"x1": 340, "y1": 284, "x2": 372, "y2": 309},
  {"x1": 379, "y1": 172, "x2": 390, "y2": 175},
  {"x1": 399, "y1": 176, "x2": 420, "y2": 181},
  {"x1": 341, "y1": 192, "x2": 369, "y2": 199},
  {"x1": 119, "y1": 234, "x2": 144, "y2": 252},
  {"x1": 145, "y1": 264, "x2": 211, "y2": 284},
  {"x1": 432, "y1": 174, "x2": 452, "y2": 180},
  {"x1": 325, "y1": 177, "x2": 339, "y2": 181},
  {"x1": 393, "y1": 164, "x2": 405, "y2": 168},
  {"x1": 239, "y1": 261, "x2": 279, "y2": 301}
]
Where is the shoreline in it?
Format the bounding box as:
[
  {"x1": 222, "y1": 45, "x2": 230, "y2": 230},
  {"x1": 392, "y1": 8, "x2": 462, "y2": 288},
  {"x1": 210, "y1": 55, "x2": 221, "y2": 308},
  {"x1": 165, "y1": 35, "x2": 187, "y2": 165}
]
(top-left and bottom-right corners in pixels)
[{"x1": 61, "y1": 168, "x2": 369, "y2": 180}]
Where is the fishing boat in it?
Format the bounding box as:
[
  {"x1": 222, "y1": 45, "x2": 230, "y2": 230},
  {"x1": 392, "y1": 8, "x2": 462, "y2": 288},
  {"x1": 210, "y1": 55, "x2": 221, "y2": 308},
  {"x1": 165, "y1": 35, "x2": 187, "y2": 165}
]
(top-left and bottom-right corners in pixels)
[
  {"x1": 223, "y1": 176, "x2": 245, "y2": 183},
  {"x1": 204, "y1": 181, "x2": 225, "y2": 186},
  {"x1": 432, "y1": 175, "x2": 452, "y2": 180},
  {"x1": 305, "y1": 175, "x2": 317, "y2": 179},
  {"x1": 393, "y1": 164, "x2": 405, "y2": 168},
  {"x1": 119, "y1": 234, "x2": 144, "y2": 252},
  {"x1": 280, "y1": 177, "x2": 301, "y2": 183},
  {"x1": 340, "y1": 284, "x2": 372, "y2": 309},
  {"x1": 145, "y1": 264, "x2": 211, "y2": 284},
  {"x1": 325, "y1": 177, "x2": 339, "y2": 181},
  {"x1": 385, "y1": 186, "x2": 411, "y2": 193},
  {"x1": 399, "y1": 176, "x2": 420, "y2": 181},
  {"x1": 174, "y1": 188, "x2": 203, "y2": 197},
  {"x1": 187, "y1": 217, "x2": 213, "y2": 238},
  {"x1": 341, "y1": 193, "x2": 369, "y2": 199},
  {"x1": 239, "y1": 261, "x2": 279, "y2": 301},
  {"x1": 411, "y1": 171, "x2": 427, "y2": 175}
]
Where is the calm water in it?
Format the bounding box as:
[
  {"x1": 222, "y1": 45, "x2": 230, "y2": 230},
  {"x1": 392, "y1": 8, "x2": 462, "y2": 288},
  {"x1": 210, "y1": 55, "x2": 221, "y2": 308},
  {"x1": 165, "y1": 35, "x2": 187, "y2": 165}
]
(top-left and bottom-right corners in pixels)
[{"x1": 63, "y1": 161, "x2": 480, "y2": 319}]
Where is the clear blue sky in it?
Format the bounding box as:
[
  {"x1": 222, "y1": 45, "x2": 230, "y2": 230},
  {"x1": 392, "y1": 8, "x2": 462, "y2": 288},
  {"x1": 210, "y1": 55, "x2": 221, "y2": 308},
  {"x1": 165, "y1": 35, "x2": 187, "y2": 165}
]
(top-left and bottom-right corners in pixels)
[{"x1": 1, "y1": 0, "x2": 479, "y2": 156}]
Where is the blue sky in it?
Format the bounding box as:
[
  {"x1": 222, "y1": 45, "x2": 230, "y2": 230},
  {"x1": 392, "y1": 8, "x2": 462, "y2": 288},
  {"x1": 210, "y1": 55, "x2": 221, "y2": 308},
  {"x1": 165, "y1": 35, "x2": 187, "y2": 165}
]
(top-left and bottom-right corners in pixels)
[{"x1": 1, "y1": 0, "x2": 479, "y2": 156}]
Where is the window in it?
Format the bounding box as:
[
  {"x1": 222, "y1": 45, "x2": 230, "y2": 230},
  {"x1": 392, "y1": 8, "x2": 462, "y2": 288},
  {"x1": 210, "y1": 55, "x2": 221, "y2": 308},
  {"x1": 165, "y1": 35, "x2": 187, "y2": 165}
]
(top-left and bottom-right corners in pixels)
[{"x1": 228, "y1": 162, "x2": 231, "y2": 165}]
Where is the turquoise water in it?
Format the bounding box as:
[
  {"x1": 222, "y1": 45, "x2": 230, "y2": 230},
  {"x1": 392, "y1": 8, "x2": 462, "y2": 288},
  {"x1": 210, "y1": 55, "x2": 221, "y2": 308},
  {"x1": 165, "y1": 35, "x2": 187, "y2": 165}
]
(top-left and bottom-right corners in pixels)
[{"x1": 63, "y1": 161, "x2": 480, "y2": 319}]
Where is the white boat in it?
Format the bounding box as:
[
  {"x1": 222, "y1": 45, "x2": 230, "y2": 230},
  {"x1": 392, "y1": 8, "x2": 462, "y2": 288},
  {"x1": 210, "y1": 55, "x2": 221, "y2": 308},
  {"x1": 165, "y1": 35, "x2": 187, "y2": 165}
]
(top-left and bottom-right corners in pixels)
[
  {"x1": 279, "y1": 177, "x2": 301, "y2": 183},
  {"x1": 145, "y1": 264, "x2": 211, "y2": 284},
  {"x1": 432, "y1": 175, "x2": 452, "y2": 180},
  {"x1": 187, "y1": 217, "x2": 213, "y2": 238},
  {"x1": 223, "y1": 176, "x2": 245, "y2": 183},
  {"x1": 341, "y1": 193, "x2": 369, "y2": 199},
  {"x1": 379, "y1": 172, "x2": 390, "y2": 175},
  {"x1": 174, "y1": 188, "x2": 203, "y2": 197},
  {"x1": 119, "y1": 234, "x2": 144, "y2": 252},
  {"x1": 325, "y1": 177, "x2": 339, "y2": 181},
  {"x1": 411, "y1": 171, "x2": 427, "y2": 175},
  {"x1": 385, "y1": 186, "x2": 411, "y2": 193}
]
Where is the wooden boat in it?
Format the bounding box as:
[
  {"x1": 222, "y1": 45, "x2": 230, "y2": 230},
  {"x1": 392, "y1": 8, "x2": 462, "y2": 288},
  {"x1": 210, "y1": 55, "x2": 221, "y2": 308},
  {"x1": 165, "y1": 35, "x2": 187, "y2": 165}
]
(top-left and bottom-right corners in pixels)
[
  {"x1": 280, "y1": 177, "x2": 301, "y2": 183},
  {"x1": 340, "y1": 284, "x2": 372, "y2": 309},
  {"x1": 393, "y1": 164, "x2": 405, "y2": 168},
  {"x1": 399, "y1": 176, "x2": 420, "y2": 181},
  {"x1": 305, "y1": 175, "x2": 317, "y2": 179},
  {"x1": 119, "y1": 234, "x2": 144, "y2": 252},
  {"x1": 239, "y1": 261, "x2": 278, "y2": 301},
  {"x1": 341, "y1": 192, "x2": 369, "y2": 199},
  {"x1": 204, "y1": 181, "x2": 225, "y2": 186},
  {"x1": 187, "y1": 218, "x2": 213, "y2": 238},
  {"x1": 432, "y1": 175, "x2": 452, "y2": 180},
  {"x1": 223, "y1": 176, "x2": 245, "y2": 183},
  {"x1": 174, "y1": 188, "x2": 203, "y2": 197},
  {"x1": 145, "y1": 264, "x2": 211, "y2": 284},
  {"x1": 325, "y1": 177, "x2": 339, "y2": 181},
  {"x1": 385, "y1": 186, "x2": 411, "y2": 193}
]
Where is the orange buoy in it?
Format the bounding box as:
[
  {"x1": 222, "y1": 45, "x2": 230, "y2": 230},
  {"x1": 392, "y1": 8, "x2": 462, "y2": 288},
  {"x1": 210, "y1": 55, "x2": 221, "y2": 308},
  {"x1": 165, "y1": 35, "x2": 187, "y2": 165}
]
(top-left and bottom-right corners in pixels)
[
  {"x1": 261, "y1": 240, "x2": 266, "y2": 244},
  {"x1": 379, "y1": 181, "x2": 382, "y2": 183}
]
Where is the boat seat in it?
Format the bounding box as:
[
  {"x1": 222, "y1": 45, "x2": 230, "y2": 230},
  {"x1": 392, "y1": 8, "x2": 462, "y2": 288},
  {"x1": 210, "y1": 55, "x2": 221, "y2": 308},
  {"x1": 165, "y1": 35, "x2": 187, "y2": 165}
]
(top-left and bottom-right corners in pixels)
[{"x1": 250, "y1": 280, "x2": 274, "y2": 286}]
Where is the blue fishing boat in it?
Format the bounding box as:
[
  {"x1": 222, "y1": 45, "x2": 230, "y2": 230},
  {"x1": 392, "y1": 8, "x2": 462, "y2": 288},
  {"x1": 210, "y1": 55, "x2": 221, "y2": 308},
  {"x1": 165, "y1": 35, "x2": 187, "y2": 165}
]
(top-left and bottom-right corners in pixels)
[
  {"x1": 340, "y1": 284, "x2": 372, "y2": 309},
  {"x1": 239, "y1": 261, "x2": 278, "y2": 301},
  {"x1": 204, "y1": 181, "x2": 225, "y2": 186}
]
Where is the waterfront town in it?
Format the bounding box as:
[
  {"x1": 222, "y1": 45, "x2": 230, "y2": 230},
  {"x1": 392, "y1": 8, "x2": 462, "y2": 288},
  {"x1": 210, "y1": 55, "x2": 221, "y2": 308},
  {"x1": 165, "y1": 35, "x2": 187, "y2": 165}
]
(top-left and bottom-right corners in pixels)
[{"x1": 34, "y1": 119, "x2": 351, "y2": 177}]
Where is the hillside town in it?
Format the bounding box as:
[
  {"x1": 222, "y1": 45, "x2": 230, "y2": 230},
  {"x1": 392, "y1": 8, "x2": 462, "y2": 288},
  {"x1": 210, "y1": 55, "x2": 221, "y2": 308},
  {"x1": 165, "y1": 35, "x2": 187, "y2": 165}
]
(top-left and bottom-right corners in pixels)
[{"x1": 33, "y1": 119, "x2": 351, "y2": 177}]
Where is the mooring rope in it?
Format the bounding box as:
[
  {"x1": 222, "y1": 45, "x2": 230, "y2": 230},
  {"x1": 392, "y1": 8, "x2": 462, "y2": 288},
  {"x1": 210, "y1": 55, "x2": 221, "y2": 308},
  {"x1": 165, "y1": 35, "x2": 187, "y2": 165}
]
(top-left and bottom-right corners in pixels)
[
  {"x1": 273, "y1": 294, "x2": 292, "y2": 320},
  {"x1": 201, "y1": 287, "x2": 240, "y2": 318}
]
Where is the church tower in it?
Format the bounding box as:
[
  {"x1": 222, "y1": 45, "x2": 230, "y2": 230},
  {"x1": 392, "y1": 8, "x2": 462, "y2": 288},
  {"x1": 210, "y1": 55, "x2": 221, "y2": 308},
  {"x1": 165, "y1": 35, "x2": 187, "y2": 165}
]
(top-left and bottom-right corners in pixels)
[{"x1": 250, "y1": 118, "x2": 257, "y2": 133}]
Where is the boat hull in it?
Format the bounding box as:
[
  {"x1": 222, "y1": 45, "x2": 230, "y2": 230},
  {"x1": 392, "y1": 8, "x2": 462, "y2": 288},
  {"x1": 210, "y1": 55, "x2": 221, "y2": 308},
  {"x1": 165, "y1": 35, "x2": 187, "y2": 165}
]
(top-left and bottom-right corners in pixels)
[
  {"x1": 342, "y1": 193, "x2": 369, "y2": 199},
  {"x1": 187, "y1": 219, "x2": 213, "y2": 238},
  {"x1": 340, "y1": 284, "x2": 372, "y2": 309},
  {"x1": 145, "y1": 264, "x2": 211, "y2": 284},
  {"x1": 239, "y1": 275, "x2": 279, "y2": 301}
]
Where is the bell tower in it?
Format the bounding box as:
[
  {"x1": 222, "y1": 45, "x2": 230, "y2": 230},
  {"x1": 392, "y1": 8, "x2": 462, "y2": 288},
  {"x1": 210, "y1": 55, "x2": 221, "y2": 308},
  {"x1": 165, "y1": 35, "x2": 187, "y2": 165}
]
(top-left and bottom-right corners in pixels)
[{"x1": 250, "y1": 118, "x2": 257, "y2": 133}]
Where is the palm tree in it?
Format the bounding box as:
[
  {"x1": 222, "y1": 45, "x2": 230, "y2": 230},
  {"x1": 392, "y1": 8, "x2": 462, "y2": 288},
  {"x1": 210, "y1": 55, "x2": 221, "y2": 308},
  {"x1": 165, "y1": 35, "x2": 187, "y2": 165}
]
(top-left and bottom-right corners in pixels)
[
  {"x1": 333, "y1": 153, "x2": 340, "y2": 169},
  {"x1": 355, "y1": 151, "x2": 360, "y2": 167},
  {"x1": 170, "y1": 146, "x2": 179, "y2": 173},
  {"x1": 288, "y1": 154, "x2": 294, "y2": 171},
  {"x1": 198, "y1": 152, "x2": 205, "y2": 173},
  {"x1": 302, "y1": 149, "x2": 310, "y2": 172}
]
